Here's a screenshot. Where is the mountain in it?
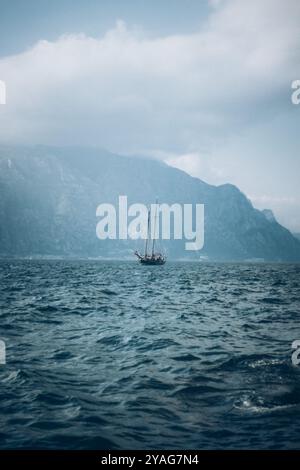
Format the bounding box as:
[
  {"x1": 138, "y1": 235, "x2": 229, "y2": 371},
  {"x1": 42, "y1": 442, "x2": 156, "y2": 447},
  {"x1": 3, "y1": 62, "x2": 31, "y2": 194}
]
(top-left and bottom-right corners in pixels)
[
  {"x1": 0, "y1": 144, "x2": 300, "y2": 261},
  {"x1": 261, "y1": 209, "x2": 277, "y2": 223}
]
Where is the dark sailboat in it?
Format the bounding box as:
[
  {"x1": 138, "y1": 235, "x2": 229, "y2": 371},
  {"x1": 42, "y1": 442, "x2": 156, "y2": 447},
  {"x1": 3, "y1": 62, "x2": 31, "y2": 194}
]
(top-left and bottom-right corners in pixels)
[{"x1": 134, "y1": 202, "x2": 166, "y2": 265}]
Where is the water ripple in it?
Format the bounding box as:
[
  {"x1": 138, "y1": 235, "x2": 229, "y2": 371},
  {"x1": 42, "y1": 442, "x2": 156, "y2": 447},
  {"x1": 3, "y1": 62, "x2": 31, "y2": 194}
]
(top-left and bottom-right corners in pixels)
[{"x1": 0, "y1": 260, "x2": 300, "y2": 449}]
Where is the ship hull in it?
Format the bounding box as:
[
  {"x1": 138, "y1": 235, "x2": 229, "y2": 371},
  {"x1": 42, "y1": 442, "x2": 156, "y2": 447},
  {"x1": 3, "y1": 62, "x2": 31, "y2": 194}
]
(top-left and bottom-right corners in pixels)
[{"x1": 139, "y1": 258, "x2": 166, "y2": 265}]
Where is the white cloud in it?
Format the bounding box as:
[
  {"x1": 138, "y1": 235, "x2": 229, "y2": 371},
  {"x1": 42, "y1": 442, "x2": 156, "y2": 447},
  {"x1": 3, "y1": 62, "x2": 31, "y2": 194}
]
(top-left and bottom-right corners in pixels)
[
  {"x1": 165, "y1": 151, "x2": 225, "y2": 183},
  {"x1": 0, "y1": 0, "x2": 299, "y2": 150}
]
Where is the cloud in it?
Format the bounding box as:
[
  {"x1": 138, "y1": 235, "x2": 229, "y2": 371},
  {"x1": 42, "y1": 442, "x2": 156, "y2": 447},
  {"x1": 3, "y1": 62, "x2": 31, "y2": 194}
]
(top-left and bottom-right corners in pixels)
[
  {"x1": 0, "y1": 0, "x2": 299, "y2": 152},
  {"x1": 164, "y1": 151, "x2": 225, "y2": 183}
]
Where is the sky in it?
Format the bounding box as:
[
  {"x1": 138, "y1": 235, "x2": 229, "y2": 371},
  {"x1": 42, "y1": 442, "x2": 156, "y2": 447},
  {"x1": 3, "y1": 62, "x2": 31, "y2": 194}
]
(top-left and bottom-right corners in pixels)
[{"x1": 0, "y1": 0, "x2": 299, "y2": 231}]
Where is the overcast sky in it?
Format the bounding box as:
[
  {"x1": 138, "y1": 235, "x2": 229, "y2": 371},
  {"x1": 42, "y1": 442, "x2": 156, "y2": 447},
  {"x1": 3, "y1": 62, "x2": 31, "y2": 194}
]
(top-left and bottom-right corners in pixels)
[{"x1": 0, "y1": 0, "x2": 299, "y2": 231}]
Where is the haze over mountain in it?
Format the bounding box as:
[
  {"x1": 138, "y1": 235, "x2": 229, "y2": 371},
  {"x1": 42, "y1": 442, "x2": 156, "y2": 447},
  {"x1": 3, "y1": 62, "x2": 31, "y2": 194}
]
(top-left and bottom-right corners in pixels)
[{"x1": 0, "y1": 144, "x2": 300, "y2": 261}]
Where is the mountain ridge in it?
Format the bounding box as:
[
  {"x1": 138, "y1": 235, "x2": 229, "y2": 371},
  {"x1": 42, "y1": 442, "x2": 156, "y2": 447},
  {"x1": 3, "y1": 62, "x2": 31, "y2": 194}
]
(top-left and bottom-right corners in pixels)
[{"x1": 0, "y1": 144, "x2": 299, "y2": 261}]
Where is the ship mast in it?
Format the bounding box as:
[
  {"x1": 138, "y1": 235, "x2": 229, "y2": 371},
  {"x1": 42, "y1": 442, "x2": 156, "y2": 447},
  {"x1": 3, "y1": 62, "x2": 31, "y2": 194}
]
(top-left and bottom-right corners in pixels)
[{"x1": 151, "y1": 200, "x2": 158, "y2": 257}]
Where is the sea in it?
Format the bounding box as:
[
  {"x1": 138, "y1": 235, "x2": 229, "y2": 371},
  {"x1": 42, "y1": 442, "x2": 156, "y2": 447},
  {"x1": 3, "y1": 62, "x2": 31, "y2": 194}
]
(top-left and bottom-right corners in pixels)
[{"x1": 0, "y1": 260, "x2": 300, "y2": 449}]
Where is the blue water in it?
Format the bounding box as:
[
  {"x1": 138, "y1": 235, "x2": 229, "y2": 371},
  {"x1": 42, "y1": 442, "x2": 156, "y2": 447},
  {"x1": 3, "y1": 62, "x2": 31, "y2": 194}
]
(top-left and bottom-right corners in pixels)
[{"x1": 0, "y1": 260, "x2": 300, "y2": 449}]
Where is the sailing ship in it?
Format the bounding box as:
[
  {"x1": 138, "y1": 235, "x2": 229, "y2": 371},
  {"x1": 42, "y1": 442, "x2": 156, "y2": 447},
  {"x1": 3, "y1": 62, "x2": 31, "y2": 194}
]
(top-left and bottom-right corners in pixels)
[{"x1": 134, "y1": 202, "x2": 166, "y2": 265}]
